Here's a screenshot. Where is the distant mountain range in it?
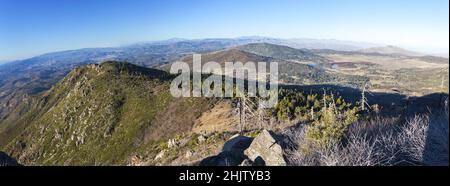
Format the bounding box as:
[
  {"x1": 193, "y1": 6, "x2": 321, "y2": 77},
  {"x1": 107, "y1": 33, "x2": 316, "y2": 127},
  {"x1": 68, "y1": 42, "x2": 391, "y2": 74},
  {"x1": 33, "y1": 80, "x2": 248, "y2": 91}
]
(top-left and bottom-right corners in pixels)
[
  {"x1": 2, "y1": 36, "x2": 441, "y2": 68},
  {"x1": 127, "y1": 36, "x2": 381, "y2": 52}
]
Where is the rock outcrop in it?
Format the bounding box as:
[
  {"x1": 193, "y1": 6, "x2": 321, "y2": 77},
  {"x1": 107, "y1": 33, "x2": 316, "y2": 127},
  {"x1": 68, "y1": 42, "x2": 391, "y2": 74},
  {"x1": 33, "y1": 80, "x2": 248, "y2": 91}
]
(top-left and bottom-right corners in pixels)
[
  {"x1": 199, "y1": 134, "x2": 253, "y2": 166},
  {"x1": 244, "y1": 130, "x2": 286, "y2": 166},
  {"x1": 199, "y1": 130, "x2": 287, "y2": 166},
  {"x1": 222, "y1": 134, "x2": 253, "y2": 152}
]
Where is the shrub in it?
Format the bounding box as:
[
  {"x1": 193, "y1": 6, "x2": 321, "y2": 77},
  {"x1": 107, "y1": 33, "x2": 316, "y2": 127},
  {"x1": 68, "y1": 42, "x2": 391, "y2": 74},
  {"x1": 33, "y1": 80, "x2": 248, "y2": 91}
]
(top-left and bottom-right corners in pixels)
[
  {"x1": 284, "y1": 108, "x2": 449, "y2": 166},
  {"x1": 304, "y1": 104, "x2": 359, "y2": 149}
]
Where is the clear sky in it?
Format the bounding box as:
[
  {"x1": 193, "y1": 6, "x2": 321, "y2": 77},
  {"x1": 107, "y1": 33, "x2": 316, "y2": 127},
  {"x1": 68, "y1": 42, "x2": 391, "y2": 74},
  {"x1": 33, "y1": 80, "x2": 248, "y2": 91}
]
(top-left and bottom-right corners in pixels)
[{"x1": 0, "y1": 0, "x2": 448, "y2": 61}]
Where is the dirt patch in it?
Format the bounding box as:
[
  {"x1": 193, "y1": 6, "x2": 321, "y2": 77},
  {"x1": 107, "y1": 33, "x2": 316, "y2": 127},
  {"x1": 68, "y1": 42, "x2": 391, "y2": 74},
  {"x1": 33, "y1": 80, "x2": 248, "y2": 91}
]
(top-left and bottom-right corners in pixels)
[{"x1": 192, "y1": 100, "x2": 240, "y2": 134}]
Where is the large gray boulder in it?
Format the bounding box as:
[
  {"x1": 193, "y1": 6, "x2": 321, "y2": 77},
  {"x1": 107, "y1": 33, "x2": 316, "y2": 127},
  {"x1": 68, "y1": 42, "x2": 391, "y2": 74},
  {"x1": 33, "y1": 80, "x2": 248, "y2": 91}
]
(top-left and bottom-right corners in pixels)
[
  {"x1": 244, "y1": 130, "x2": 286, "y2": 166},
  {"x1": 199, "y1": 130, "x2": 287, "y2": 166}
]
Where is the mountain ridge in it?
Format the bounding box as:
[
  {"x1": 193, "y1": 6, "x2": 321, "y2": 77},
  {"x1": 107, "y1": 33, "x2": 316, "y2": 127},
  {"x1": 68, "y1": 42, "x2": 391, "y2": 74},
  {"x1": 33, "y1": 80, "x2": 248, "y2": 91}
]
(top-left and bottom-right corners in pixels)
[{"x1": 1, "y1": 61, "x2": 215, "y2": 165}]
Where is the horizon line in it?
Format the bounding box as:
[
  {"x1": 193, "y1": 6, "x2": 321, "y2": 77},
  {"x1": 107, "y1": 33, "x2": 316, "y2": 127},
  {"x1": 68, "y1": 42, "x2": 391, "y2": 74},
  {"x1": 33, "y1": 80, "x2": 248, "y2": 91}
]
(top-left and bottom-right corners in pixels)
[{"x1": 1, "y1": 36, "x2": 448, "y2": 62}]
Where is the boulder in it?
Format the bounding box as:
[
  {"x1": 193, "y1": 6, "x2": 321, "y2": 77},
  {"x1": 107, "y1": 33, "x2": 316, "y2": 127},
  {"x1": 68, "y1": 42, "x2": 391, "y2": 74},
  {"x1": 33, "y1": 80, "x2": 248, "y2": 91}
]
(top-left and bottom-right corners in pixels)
[
  {"x1": 200, "y1": 151, "x2": 243, "y2": 166},
  {"x1": 244, "y1": 130, "x2": 286, "y2": 166},
  {"x1": 222, "y1": 134, "x2": 253, "y2": 152},
  {"x1": 200, "y1": 134, "x2": 253, "y2": 166},
  {"x1": 198, "y1": 131, "x2": 287, "y2": 166}
]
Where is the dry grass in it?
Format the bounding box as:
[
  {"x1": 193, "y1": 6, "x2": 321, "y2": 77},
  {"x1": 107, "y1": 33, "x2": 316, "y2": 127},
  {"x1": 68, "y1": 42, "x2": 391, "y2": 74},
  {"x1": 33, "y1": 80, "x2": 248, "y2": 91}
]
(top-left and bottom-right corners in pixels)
[
  {"x1": 323, "y1": 54, "x2": 447, "y2": 70},
  {"x1": 192, "y1": 100, "x2": 240, "y2": 134},
  {"x1": 284, "y1": 104, "x2": 449, "y2": 166}
]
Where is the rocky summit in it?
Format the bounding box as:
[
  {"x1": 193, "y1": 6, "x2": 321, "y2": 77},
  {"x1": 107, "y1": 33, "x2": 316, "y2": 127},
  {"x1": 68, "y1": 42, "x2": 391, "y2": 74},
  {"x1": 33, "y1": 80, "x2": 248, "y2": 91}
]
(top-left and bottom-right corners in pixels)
[{"x1": 199, "y1": 130, "x2": 287, "y2": 166}]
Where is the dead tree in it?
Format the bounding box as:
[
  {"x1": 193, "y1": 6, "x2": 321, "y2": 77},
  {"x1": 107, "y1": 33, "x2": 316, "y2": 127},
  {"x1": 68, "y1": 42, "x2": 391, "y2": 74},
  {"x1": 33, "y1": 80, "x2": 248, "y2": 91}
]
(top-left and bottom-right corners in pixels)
[
  {"x1": 322, "y1": 88, "x2": 327, "y2": 110},
  {"x1": 360, "y1": 82, "x2": 371, "y2": 111},
  {"x1": 236, "y1": 91, "x2": 260, "y2": 133}
]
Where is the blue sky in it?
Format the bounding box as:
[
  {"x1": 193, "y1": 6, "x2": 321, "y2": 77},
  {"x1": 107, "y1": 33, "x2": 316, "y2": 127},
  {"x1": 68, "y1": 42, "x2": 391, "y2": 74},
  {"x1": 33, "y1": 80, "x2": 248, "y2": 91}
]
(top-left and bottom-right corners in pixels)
[{"x1": 0, "y1": 0, "x2": 448, "y2": 61}]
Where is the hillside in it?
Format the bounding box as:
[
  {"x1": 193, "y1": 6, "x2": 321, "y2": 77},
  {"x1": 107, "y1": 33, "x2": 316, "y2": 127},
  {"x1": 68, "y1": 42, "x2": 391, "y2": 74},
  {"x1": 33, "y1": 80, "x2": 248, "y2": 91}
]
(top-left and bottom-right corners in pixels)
[
  {"x1": 0, "y1": 62, "x2": 216, "y2": 165},
  {"x1": 359, "y1": 45, "x2": 423, "y2": 56},
  {"x1": 0, "y1": 42, "x2": 447, "y2": 165},
  {"x1": 176, "y1": 47, "x2": 368, "y2": 87},
  {"x1": 0, "y1": 39, "x2": 237, "y2": 120},
  {"x1": 236, "y1": 43, "x2": 330, "y2": 63},
  {"x1": 314, "y1": 47, "x2": 449, "y2": 95},
  {"x1": 0, "y1": 61, "x2": 447, "y2": 166},
  {"x1": 180, "y1": 48, "x2": 272, "y2": 65},
  {"x1": 0, "y1": 39, "x2": 391, "y2": 121}
]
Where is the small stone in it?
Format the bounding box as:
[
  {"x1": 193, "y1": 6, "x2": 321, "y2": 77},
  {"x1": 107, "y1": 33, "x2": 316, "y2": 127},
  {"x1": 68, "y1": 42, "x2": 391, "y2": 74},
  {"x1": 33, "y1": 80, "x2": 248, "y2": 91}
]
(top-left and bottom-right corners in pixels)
[
  {"x1": 167, "y1": 139, "x2": 178, "y2": 148},
  {"x1": 239, "y1": 159, "x2": 253, "y2": 166},
  {"x1": 197, "y1": 135, "x2": 207, "y2": 143},
  {"x1": 128, "y1": 155, "x2": 142, "y2": 166},
  {"x1": 154, "y1": 150, "x2": 166, "y2": 160},
  {"x1": 185, "y1": 150, "x2": 194, "y2": 158}
]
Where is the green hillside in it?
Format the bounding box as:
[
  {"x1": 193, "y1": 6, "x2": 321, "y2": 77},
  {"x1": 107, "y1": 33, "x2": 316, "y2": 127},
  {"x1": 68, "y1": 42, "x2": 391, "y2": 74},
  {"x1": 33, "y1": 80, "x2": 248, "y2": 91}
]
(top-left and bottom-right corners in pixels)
[
  {"x1": 1, "y1": 61, "x2": 215, "y2": 165},
  {"x1": 236, "y1": 43, "x2": 330, "y2": 63}
]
